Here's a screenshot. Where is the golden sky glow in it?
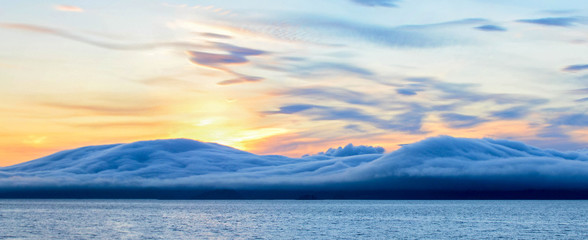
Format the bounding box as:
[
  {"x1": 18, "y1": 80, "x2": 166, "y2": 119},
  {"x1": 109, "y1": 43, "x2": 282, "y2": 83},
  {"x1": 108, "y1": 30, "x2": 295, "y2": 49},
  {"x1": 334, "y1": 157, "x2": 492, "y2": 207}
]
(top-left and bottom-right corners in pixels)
[{"x1": 1, "y1": 0, "x2": 588, "y2": 166}]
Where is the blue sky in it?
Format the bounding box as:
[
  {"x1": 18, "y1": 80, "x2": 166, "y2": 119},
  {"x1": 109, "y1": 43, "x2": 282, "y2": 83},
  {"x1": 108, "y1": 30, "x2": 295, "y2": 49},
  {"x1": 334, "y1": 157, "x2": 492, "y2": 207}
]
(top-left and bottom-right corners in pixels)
[{"x1": 0, "y1": 0, "x2": 587, "y2": 165}]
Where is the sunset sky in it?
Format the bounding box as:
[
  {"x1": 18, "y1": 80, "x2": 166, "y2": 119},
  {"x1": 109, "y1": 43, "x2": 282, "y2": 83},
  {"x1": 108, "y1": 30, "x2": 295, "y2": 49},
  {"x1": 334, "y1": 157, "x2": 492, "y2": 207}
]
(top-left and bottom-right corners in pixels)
[{"x1": 1, "y1": 0, "x2": 587, "y2": 166}]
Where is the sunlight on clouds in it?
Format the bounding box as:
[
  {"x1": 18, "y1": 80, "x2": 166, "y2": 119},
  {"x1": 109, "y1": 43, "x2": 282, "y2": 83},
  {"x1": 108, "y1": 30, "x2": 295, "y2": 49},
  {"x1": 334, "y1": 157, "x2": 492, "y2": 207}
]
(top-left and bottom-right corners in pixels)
[
  {"x1": 1, "y1": 0, "x2": 588, "y2": 167},
  {"x1": 167, "y1": 97, "x2": 290, "y2": 151},
  {"x1": 22, "y1": 135, "x2": 47, "y2": 145},
  {"x1": 54, "y1": 5, "x2": 84, "y2": 12},
  {"x1": 223, "y1": 128, "x2": 289, "y2": 149},
  {"x1": 568, "y1": 128, "x2": 588, "y2": 143},
  {"x1": 195, "y1": 118, "x2": 219, "y2": 127},
  {"x1": 170, "y1": 126, "x2": 289, "y2": 151}
]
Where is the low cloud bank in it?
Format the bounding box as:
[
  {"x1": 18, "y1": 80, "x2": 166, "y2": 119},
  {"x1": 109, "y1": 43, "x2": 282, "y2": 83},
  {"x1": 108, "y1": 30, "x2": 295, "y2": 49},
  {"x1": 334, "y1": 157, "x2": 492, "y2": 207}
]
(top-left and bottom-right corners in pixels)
[
  {"x1": 1, "y1": 136, "x2": 588, "y2": 193},
  {"x1": 309, "y1": 143, "x2": 385, "y2": 157}
]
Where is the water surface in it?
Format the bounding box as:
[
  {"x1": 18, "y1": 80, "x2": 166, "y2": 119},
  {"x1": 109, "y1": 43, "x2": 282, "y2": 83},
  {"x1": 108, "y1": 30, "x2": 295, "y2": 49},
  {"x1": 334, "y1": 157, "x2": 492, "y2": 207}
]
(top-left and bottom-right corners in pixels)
[{"x1": 1, "y1": 200, "x2": 587, "y2": 239}]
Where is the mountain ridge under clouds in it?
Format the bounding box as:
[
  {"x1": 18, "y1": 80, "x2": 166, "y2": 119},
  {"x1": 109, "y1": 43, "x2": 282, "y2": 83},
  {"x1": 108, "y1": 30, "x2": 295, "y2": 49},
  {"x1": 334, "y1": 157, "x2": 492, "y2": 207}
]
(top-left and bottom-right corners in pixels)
[{"x1": 1, "y1": 136, "x2": 588, "y2": 199}]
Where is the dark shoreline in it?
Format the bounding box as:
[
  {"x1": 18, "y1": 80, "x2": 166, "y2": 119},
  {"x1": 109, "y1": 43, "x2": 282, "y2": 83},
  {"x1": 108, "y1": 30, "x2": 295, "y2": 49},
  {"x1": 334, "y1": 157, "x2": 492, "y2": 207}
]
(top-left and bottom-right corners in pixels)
[{"x1": 2, "y1": 188, "x2": 588, "y2": 200}]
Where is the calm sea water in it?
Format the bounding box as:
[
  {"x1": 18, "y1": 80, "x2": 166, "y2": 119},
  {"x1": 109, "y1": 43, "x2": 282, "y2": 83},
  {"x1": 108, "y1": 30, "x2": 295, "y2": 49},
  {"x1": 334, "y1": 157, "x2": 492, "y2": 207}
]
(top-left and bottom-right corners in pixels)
[{"x1": 1, "y1": 199, "x2": 588, "y2": 239}]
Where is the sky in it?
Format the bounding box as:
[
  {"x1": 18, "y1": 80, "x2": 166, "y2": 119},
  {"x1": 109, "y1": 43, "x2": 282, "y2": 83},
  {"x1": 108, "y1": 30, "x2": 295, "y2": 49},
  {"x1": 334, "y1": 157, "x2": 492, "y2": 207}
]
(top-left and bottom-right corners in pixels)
[{"x1": 0, "y1": 0, "x2": 587, "y2": 166}]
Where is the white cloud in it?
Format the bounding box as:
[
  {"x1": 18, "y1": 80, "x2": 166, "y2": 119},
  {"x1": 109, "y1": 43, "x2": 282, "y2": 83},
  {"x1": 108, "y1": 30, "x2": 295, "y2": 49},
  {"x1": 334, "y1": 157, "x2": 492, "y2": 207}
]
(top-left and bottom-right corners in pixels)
[{"x1": 1, "y1": 136, "x2": 588, "y2": 192}]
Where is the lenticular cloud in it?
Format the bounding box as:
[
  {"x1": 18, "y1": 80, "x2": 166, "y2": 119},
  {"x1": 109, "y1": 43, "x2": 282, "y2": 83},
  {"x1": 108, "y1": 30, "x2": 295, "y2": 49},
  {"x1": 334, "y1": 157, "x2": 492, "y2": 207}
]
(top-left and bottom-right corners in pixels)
[{"x1": 1, "y1": 136, "x2": 588, "y2": 193}]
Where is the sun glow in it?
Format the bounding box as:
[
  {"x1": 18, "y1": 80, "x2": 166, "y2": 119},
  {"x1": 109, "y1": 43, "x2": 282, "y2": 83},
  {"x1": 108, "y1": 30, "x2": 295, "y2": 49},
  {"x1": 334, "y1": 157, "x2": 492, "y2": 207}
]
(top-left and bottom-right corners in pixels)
[
  {"x1": 171, "y1": 126, "x2": 288, "y2": 150},
  {"x1": 2, "y1": 0, "x2": 588, "y2": 167}
]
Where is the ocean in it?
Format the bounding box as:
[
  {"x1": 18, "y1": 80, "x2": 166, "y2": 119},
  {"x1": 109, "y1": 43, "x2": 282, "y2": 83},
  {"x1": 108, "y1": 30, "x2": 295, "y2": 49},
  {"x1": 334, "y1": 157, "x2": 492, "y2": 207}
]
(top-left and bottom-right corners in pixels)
[{"x1": 1, "y1": 199, "x2": 587, "y2": 239}]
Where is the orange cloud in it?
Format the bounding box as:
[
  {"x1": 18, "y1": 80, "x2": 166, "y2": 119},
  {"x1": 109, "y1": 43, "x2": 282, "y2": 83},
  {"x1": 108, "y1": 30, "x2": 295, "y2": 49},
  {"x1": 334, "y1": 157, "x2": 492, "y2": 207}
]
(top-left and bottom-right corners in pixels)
[{"x1": 54, "y1": 5, "x2": 84, "y2": 12}]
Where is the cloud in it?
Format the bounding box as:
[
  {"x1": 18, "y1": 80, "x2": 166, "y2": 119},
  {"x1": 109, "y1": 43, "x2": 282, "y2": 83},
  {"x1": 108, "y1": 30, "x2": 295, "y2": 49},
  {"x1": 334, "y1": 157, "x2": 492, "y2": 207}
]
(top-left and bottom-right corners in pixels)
[
  {"x1": 541, "y1": 10, "x2": 577, "y2": 15},
  {"x1": 348, "y1": 136, "x2": 588, "y2": 190},
  {"x1": 217, "y1": 76, "x2": 263, "y2": 85},
  {"x1": 214, "y1": 42, "x2": 266, "y2": 56},
  {"x1": 253, "y1": 16, "x2": 461, "y2": 48},
  {"x1": 2, "y1": 136, "x2": 588, "y2": 196},
  {"x1": 390, "y1": 108, "x2": 427, "y2": 133},
  {"x1": 0, "y1": 23, "x2": 266, "y2": 84},
  {"x1": 350, "y1": 0, "x2": 400, "y2": 8},
  {"x1": 491, "y1": 106, "x2": 530, "y2": 120},
  {"x1": 188, "y1": 43, "x2": 265, "y2": 70},
  {"x1": 0, "y1": 23, "x2": 202, "y2": 50},
  {"x1": 405, "y1": 77, "x2": 548, "y2": 106},
  {"x1": 551, "y1": 113, "x2": 588, "y2": 127},
  {"x1": 396, "y1": 88, "x2": 418, "y2": 96},
  {"x1": 401, "y1": 18, "x2": 489, "y2": 29},
  {"x1": 537, "y1": 125, "x2": 570, "y2": 139},
  {"x1": 70, "y1": 121, "x2": 170, "y2": 129},
  {"x1": 40, "y1": 102, "x2": 161, "y2": 116},
  {"x1": 344, "y1": 124, "x2": 366, "y2": 132},
  {"x1": 187, "y1": 43, "x2": 268, "y2": 83},
  {"x1": 279, "y1": 87, "x2": 380, "y2": 106},
  {"x1": 517, "y1": 17, "x2": 582, "y2": 27},
  {"x1": 259, "y1": 60, "x2": 375, "y2": 82},
  {"x1": 570, "y1": 88, "x2": 588, "y2": 94},
  {"x1": 139, "y1": 77, "x2": 201, "y2": 90},
  {"x1": 264, "y1": 104, "x2": 319, "y2": 114},
  {"x1": 269, "y1": 76, "x2": 547, "y2": 136},
  {"x1": 562, "y1": 64, "x2": 588, "y2": 72},
  {"x1": 440, "y1": 113, "x2": 486, "y2": 128},
  {"x1": 309, "y1": 143, "x2": 385, "y2": 157},
  {"x1": 266, "y1": 103, "x2": 426, "y2": 133},
  {"x1": 200, "y1": 32, "x2": 232, "y2": 39},
  {"x1": 310, "y1": 107, "x2": 385, "y2": 123},
  {"x1": 405, "y1": 77, "x2": 486, "y2": 102},
  {"x1": 189, "y1": 51, "x2": 248, "y2": 67},
  {"x1": 54, "y1": 5, "x2": 84, "y2": 12},
  {"x1": 474, "y1": 25, "x2": 507, "y2": 32},
  {"x1": 296, "y1": 62, "x2": 374, "y2": 77}
]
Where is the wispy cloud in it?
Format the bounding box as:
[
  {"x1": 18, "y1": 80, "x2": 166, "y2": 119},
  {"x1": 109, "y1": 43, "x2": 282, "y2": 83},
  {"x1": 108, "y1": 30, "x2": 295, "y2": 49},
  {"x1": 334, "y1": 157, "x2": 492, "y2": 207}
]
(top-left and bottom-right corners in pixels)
[
  {"x1": 562, "y1": 64, "x2": 588, "y2": 72},
  {"x1": 569, "y1": 88, "x2": 588, "y2": 94},
  {"x1": 217, "y1": 76, "x2": 263, "y2": 85},
  {"x1": 189, "y1": 51, "x2": 249, "y2": 68},
  {"x1": 440, "y1": 113, "x2": 487, "y2": 129},
  {"x1": 552, "y1": 113, "x2": 588, "y2": 127},
  {"x1": 491, "y1": 106, "x2": 531, "y2": 120},
  {"x1": 0, "y1": 23, "x2": 202, "y2": 50},
  {"x1": 294, "y1": 62, "x2": 374, "y2": 77},
  {"x1": 279, "y1": 87, "x2": 381, "y2": 106},
  {"x1": 541, "y1": 9, "x2": 577, "y2": 15},
  {"x1": 267, "y1": 75, "x2": 550, "y2": 139},
  {"x1": 396, "y1": 88, "x2": 419, "y2": 96},
  {"x1": 199, "y1": 32, "x2": 232, "y2": 39},
  {"x1": 39, "y1": 101, "x2": 161, "y2": 116},
  {"x1": 54, "y1": 5, "x2": 84, "y2": 12},
  {"x1": 70, "y1": 121, "x2": 170, "y2": 129},
  {"x1": 264, "y1": 104, "x2": 318, "y2": 114},
  {"x1": 404, "y1": 77, "x2": 548, "y2": 107},
  {"x1": 401, "y1": 18, "x2": 489, "y2": 29},
  {"x1": 350, "y1": 0, "x2": 400, "y2": 8},
  {"x1": 517, "y1": 17, "x2": 583, "y2": 27},
  {"x1": 475, "y1": 25, "x2": 507, "y2": 32},
  {"x1": 266, "y1": 104, "x2": 427, "y2": 133},
  {"x1": 241, "y1": 15, "x2": 473, "y2": 48},
  {"x1": 139, "y1": 77, "x2": 202, "y2": 90},
  {"x1": 187, "y1": 42, "x2": 268, "y2": 85}
]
